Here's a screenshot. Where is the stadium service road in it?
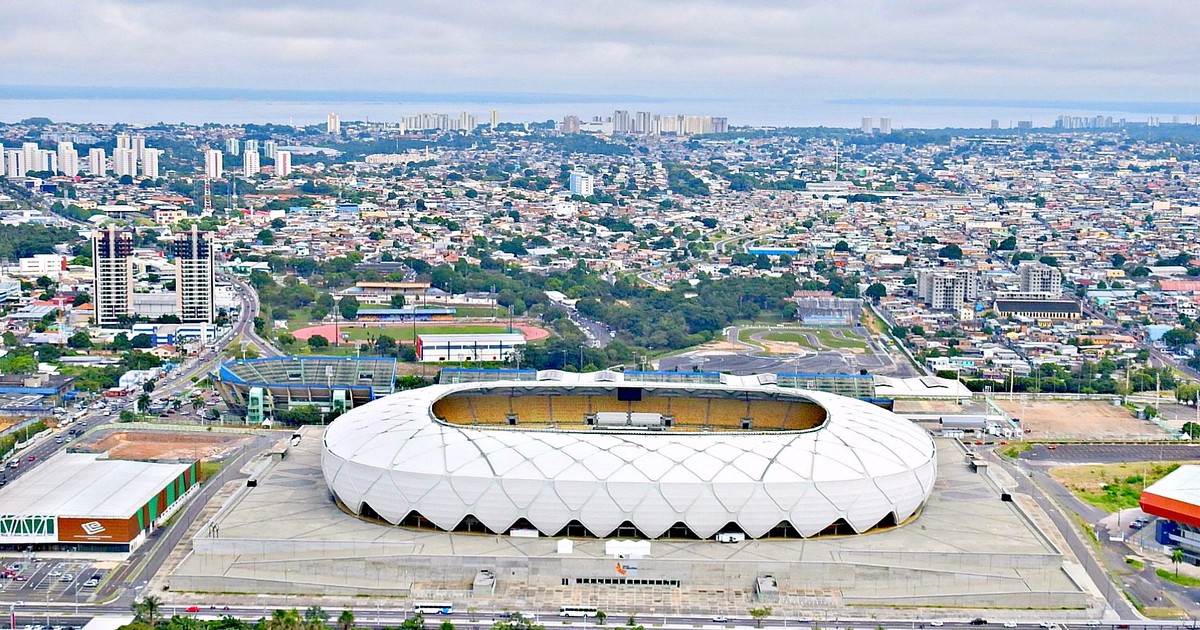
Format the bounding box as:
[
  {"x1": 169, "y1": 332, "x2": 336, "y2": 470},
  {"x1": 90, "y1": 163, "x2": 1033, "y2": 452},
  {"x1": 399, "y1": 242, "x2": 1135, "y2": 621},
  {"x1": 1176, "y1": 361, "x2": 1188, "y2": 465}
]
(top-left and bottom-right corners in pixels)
[{"x1": 1022, "y1": 443, "x2": 1200, "y2": 465}]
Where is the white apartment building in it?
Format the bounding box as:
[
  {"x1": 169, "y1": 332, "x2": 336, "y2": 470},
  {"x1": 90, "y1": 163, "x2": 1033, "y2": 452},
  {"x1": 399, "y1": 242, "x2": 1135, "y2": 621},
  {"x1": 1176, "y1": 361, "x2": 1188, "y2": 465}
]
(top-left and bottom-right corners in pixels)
[
  {"x1": 569, "y1": 171, "x2": 594, "y2": 197},
  {"x1": 204, "y1": 149, "x2": 223, "y2": 179},
  {"x1": 243, "y1": 150, "x2": 260, "y2": 177},
  {"x1": 173, "y1": 225, "x2": 215, "y2": 324},
  {"x1": 1019, "y1": 262, "x2": 1063, "y2": 296},
  {"x1": 92, "y1": 225, "x2": 134, "y2": 326},
  {"x1": 142, "y1": 148, "x2": 162, "y2": 178},
  {"x1": 57, "y1": 142, "x2": 79, "y2": 177},
  {"x1": 88, "y1": 148, "x2": 106, "y2": 177},
  {"x1": 112, "y1": 148, "x2": 137, "y2": 178},
  {"x1": 275, "y1": 150, "x2": 292, "y2": 177},
  {"x1": 917, "y1": 269, "x2": 980, "y2": 310},
  {"x1": 327, "y1": 112, "x2": 341, "y2": 134},
  {"x1": 225, "y1": 138, "x2": 240, "y2": 156}
]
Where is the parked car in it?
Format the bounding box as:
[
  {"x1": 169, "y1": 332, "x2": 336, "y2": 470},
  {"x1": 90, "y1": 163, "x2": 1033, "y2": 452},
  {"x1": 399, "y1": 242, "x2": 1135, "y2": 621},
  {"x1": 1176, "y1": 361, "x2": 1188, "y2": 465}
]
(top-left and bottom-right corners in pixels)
[{"x1": 970, "y1": 619, "x2": 988, "y2": 626}]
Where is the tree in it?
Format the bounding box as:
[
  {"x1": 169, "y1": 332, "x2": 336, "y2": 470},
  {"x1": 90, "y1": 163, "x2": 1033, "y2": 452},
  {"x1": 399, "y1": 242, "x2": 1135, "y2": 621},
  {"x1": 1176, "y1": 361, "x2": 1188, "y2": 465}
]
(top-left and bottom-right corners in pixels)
[
  {"x1": 390, "y1": 293, "x2": 407, "y2": 309},
  {"x1": 308, "y1": 335, "x2": 330, "y2": 349},
  {"x1": 595, "y1": 611, "x2": 607, "y2": 626},
  {"x1": 864, "y1": 283, "x2": 887, "y2": 299},
  {"x1": 833, "y1": 240, "x2": 850, "y2": 252},
  {"x1": 73, "y1": 292, "x2": 91, "y2": 306},
  {"x1": 1172, "y1": 547, "x2": 1185, "y2": 576},
  {"x1": 937, "y1": 244, "x2": 963, "y2": 260},
  {"x1": 748, "y1": 607, "x2": 772, "y2": 628},
  {"x1": 304, "y1": 606, "x2": 330, "y2": 628},
  {"x1": 1111, "y1": 253, "x2": 1126, "y2": 269},
  {"x1": 258, "y1": 229, "x2": 276, "y2": 245},
  {"x1": 337, "y1": 610, "x2": 355, "y2": 630},
  {"x1": 132, "y1": 595, "x2": 162, "y2": 628},
  {"x1": 137, "y1": 392, "x2": 151, "y2": 413},
  {"x1": 1162, "y1": 328, "x2": 1197, "y2": 352},
  {"x1": 131, "y1": 333, "x2": 154, "y2": 349},
  {"x1": 67, "y1": 331, "x2": 93, "y2": 349},
  {"x1": 997, "y1": 235, "x2": 1017, "y2": 250},
  {"x1": 271, "y1": 218, "x2": 287, "y2": 230},
  {"x1": 399, "y1": 344, "x2": 418, "y2": 362},
  {"x1": 111, "y1": 332, "x2": 133, "y2": 351},
  {"x1": 119, "y1": 410, "x2": 136, "y2": 422},
  {"x1": 338, "y1": 296, "x2": 360, "y2": 321},
  {"x1": 375, "y1": 335, "x2": 397, "y2": 355},
  {"x1": 1182, "y1": 422, "x2": 1200, "y2": 439}
]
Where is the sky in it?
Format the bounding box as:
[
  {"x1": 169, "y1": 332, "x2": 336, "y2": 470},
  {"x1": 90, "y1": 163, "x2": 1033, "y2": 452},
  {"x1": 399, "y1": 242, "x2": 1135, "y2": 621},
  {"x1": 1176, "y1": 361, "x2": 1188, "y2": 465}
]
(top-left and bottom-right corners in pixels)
[{"x1": 2, "y1": 0, "x2": 1199, "y2": 105}]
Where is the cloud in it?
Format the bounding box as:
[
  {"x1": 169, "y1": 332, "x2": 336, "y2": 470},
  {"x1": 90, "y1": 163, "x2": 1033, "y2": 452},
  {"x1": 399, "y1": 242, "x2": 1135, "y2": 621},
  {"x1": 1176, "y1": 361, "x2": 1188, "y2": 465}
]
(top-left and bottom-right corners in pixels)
[{"x1": 1, "y1": 0, "x2": 1198, "y2": 102}]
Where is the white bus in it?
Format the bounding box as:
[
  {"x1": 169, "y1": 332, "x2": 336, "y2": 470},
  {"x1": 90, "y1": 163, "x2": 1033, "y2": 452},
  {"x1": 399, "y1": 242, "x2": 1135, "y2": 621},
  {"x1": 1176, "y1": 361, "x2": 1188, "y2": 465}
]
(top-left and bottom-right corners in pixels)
[
  {"x1": 414, "y1": 602, "x2": 454, "y2": 615},
  {"x1": 558, "y1": 606, "x2": 599, "y2": 618}
]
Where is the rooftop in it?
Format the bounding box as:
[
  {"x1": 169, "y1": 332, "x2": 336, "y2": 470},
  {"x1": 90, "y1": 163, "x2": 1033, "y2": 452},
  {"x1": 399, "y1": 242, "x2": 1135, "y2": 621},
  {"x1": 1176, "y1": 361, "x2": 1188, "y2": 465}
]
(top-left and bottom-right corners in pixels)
[{"x1": 0, "y1": 452, "x2": 191, "y2": 519}]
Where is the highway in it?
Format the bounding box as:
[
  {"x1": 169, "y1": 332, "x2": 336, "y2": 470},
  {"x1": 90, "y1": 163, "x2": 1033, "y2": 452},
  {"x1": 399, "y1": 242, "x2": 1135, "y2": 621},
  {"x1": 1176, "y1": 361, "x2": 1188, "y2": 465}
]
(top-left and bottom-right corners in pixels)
[{"x1": 7, "y1": 605, "x2": 1199, "y2": 630}]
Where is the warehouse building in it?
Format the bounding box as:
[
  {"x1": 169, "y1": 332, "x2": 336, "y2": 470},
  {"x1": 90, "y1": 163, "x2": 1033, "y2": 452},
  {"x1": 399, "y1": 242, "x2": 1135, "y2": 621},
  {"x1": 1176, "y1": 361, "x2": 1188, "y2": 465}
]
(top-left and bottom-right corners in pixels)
[
  {"x1": 1141, "y1": 464, "x2": 1200, "y2": 565},
  {"x1": 416, "y1": 332, "x2": 526, "y2": 362},
  {"x1": 0, "y1": 453, "x2": 199, "y2": 553}
]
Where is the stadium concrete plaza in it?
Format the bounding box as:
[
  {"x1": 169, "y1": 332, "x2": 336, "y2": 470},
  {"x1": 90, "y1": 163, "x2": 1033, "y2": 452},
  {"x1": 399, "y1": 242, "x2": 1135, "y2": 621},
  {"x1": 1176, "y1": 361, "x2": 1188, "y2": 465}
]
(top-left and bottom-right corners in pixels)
[{"x1": 171, "y1": 428, "x2": 1101, "y2": 613}]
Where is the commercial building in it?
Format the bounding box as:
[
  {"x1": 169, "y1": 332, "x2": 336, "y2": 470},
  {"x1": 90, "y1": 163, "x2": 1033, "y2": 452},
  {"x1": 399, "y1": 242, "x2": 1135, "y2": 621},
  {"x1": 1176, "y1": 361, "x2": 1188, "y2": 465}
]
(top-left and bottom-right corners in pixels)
[
  {"x1": 17, "y1": 254, "x2": 69, "y2": 277},
  {"x1": 1140, "y1": 464, "x2": 1200, "y2": 565},
  {"x1": 993, "y1": 298, "x2": 1082, "y2": 320},
  {"x1": 92, "y1": 225, "x2": 134, "y2": 326},
  {"x1": 416, "y1": 332, "x2": 526, "y2": 362},
  {"x1": 0, "y1": 453, "x2": 198, "y2": 553},
  {"x1": 173, "y1": 226, "x2": 215, "y2": 323}
]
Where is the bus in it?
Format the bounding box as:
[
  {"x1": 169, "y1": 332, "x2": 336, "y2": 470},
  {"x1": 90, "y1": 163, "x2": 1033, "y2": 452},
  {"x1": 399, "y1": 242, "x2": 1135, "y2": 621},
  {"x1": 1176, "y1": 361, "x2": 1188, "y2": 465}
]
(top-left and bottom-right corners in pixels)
[
  {"x1": 413, "y1": 602, "x2": 454, "y2": 615},
  {"x1": 558, "y1": 606, "x2": 599, "y2": 618}
]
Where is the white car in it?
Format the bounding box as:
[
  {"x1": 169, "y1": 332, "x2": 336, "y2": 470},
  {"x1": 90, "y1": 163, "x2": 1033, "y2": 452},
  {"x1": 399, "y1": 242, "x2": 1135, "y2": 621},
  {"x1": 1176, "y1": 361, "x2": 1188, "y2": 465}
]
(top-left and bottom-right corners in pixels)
[
  {"x1": 712, "y1": 617, "x2": 730, "y2": 624},
  {"x1": 930, "y1": 623, "x2": 944, "y2": 628},
  {"x1": 1003, "y1": 623, "x2": 1017, "y2": 628}
]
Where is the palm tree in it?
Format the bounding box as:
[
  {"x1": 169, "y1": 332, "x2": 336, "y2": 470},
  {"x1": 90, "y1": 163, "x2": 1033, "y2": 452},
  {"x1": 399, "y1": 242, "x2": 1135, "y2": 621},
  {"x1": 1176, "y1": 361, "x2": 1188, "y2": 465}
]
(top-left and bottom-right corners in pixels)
[
  {"x1": 595, "y1": 611, "x2": 607, "y2": 626},
  {"x1": 267, "y1": 608, "x2": 303, "y2": 630},
  {"x1": 1172, "y1": 547, "x2": 1186, "y2": 576},
  {"x1": 191, "y1": 396, "x2": 205, "y2": 412},
  {"x1": 132, "y1": 595, "x2": 162, "y2": 628},
  {"x1": 137, "y1": 392, "x2": 152, "y2": 414},
  {"x1": 304, "y1": 606, "x2": 330, "y2": 630},
  {"x1": 337, "y1": 609, "x2": 355, "y2": 630}
]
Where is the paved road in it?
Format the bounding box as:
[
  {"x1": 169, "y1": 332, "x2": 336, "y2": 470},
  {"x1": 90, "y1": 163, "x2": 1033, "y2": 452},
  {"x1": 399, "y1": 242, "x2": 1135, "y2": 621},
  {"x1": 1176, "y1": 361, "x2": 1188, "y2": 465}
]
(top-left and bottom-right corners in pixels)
[
  {"x1": 986, "y1": 449, "x2": 1137, "y2": 620},
  {"x1": 8, "y1": 607, "x2": 1179, "y2": 630},
  {"x1": 1022, "y1": 444, "x2": 1200, "y2": 465}
]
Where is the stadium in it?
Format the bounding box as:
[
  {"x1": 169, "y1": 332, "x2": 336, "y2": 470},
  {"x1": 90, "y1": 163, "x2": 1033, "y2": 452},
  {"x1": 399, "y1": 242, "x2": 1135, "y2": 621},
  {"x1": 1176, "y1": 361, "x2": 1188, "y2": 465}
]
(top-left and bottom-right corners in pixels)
[
  {"x1": 215, "y1": 356, "x2": 397, "y2": 426},
  {"x1": 321, "y1": 371, "x2": 938, "y2": 540}
]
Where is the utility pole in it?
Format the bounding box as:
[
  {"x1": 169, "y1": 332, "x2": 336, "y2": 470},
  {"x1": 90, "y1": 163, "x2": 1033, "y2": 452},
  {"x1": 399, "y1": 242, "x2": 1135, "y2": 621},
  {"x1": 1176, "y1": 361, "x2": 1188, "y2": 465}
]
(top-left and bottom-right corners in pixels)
[{"x1": 202, "y1": 176, "x2": 212, "y2": 212}]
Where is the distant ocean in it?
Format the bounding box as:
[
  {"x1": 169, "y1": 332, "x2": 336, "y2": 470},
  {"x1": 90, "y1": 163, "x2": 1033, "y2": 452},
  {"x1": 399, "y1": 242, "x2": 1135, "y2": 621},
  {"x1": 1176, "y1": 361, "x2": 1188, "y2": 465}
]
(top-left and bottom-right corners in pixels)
[{"x1": 0, "y1": 88, "x2": 1197, "y2": 129}]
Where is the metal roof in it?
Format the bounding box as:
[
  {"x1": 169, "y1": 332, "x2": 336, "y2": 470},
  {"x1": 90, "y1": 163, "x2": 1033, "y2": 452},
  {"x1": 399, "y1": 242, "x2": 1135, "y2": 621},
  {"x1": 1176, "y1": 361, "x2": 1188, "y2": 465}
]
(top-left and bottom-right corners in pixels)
[
  {"x1": 1141, "y1": 464, "x2": 1200, "y2": 528},
  {"x1": 0, "y1": 453, "x2": 190, "y2": 519}
]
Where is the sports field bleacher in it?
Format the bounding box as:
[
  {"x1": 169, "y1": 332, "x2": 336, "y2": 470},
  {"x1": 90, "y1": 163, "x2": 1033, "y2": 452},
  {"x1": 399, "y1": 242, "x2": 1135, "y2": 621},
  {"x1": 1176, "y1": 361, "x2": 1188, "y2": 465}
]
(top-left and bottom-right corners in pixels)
[
  {"x1": 216, "y1": 356, "x2": 398, "y2": 418},
  {"x1": 432, "y1": 390, "x2": 825, "y2": 431}
]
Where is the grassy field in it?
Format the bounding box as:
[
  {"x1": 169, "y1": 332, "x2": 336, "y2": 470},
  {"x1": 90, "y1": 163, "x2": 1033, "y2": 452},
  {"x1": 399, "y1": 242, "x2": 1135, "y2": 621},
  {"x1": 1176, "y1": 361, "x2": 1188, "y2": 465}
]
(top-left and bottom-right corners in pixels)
[
  {"x1": 199, "y1": 460, "x2": 226, "y2": 482},
  {"x1": 760, "y1": 331, "x2": 816, "y2": 349},
  {"x1": 1050, "y1": 461, "x2": 1194, "y2": 512},
  {"x1": 750, "y1": 326, "x2": 868, "y2": 351},
  {"x1": 1157, "y1": 568, "x2": 1200, "y2": 588}
]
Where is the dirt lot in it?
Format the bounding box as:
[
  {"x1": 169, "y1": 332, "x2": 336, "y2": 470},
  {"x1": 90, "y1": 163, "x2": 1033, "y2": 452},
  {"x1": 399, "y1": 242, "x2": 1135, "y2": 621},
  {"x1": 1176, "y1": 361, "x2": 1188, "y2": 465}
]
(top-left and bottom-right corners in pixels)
[
  {"x1": 79, "y1": 429, "x2": 255, "y2": 461},
  {"x1": 996, "y1": 400, "x2": 1171, "y2": 440}
]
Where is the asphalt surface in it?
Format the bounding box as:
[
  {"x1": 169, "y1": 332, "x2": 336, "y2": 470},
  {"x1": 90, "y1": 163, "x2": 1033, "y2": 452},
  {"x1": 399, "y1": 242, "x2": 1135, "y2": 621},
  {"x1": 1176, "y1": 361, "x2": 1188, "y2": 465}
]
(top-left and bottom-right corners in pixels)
[
  {"x1": 986, "y1": 449, "x2": 1138, "y2": 620},
  {"x1": 1022, "y1": 444, "x2": 1200, "y2": 465},
  {"x1": 9, "y1": 608, "x2": 1184, "y2": 630}
]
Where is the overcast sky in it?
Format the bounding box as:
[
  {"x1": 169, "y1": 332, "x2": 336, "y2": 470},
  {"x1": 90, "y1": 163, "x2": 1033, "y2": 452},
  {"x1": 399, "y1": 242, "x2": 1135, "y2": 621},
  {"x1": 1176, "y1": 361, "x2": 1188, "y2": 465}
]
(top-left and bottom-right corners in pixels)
[{"x1": 2, "y1": 0, "x2": 1198, "y2": 104}]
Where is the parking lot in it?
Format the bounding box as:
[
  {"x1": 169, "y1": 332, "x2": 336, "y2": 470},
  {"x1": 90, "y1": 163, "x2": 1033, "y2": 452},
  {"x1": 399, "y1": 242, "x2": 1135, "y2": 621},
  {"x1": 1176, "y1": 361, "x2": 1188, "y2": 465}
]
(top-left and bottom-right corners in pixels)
[{"x1": 1, "y1": 557, "x2": 107, "y2": 600}]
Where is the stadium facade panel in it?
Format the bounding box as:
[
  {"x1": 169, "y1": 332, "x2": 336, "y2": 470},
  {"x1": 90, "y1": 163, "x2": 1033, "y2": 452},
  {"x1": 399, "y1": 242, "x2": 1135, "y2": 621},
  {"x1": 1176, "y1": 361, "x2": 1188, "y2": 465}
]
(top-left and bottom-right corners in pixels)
[{"x1": 321, "y1": 375, "x2": 936, "y2": 539}]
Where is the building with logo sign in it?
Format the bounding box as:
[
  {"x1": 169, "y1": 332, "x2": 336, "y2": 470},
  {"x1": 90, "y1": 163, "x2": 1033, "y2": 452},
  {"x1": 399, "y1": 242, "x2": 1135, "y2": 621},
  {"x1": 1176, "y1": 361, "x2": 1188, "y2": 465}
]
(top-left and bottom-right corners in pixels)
[{"x1": 0, "y1": 453, "x2": 198, "y2": 552}]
